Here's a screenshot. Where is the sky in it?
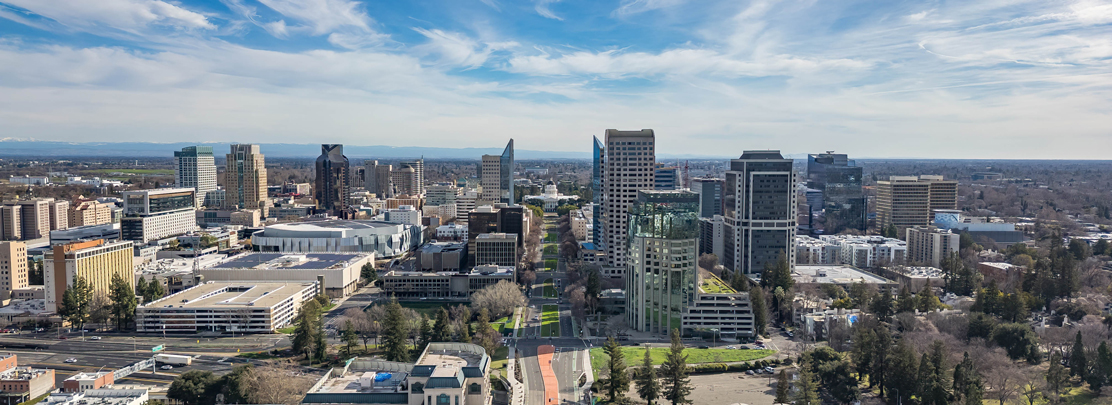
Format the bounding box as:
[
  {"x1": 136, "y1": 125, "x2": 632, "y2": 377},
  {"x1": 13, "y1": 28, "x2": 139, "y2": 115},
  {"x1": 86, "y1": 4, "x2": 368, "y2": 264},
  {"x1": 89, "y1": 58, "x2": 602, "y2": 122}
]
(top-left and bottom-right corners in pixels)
[{"x1": 0, "y1": 0, "x2": 1109, "y2": 159}]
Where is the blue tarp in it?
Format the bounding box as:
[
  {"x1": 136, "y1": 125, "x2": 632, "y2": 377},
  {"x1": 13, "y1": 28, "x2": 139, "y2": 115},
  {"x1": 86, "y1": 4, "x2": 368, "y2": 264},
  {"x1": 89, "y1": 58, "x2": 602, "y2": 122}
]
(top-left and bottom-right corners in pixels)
[{"x1": 374, "y1": 373, "x2": 392, "y2": 382}]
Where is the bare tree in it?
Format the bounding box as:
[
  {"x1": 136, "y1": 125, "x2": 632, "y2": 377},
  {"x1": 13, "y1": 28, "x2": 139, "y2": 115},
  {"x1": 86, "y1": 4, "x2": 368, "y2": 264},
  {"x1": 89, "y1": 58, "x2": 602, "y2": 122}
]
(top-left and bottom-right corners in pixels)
[
  {"x1": 470, "y1": 281, "x2": 526, "y2": 320},
  {"x1": 241, "y1": 361, "x2": 317, "y2": 405},
  {"x1": 1020, "y1": 369, "x2": 1044, "y2": 405},
  {"x1": 88, "y1": 293, "x2": 111, "y2": 330}
]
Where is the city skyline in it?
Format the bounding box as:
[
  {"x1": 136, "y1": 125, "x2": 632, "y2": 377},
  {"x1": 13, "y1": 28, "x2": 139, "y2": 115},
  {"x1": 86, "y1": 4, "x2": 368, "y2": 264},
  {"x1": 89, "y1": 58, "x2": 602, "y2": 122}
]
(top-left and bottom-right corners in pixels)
[{"x1": 0, "y1": 0, "x2": 1109, "y2": 159}]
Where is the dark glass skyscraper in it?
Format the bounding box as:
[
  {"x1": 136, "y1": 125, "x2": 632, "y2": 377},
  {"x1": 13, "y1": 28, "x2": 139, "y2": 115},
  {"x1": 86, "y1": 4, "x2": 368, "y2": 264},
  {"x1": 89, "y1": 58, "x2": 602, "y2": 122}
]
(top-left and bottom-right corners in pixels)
[
  {"x1": 723, "y1": 150, "x2": 797, "y2": 274},
  {"x1": 315, "y1": 144, "x2": 350, "y2": 216},
  {"x1": 807, "y1": 152, "x2": 865, "y2": 233},
  {"x1": 592, "y1": 135, "x2": 605, "y2": 246}
]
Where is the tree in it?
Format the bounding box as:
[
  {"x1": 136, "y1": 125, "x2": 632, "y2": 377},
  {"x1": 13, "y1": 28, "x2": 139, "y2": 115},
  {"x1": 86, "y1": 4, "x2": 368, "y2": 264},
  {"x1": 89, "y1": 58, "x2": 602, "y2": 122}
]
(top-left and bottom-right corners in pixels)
[
  {"x1": 147, "y1": 280, "x2": 165, "y2": 301},
  {"x1": 896, "y1": 285, "x2": 916, "y2": 313},
  {"x1": 870, "y1": 288, "x2": 894, "y2": 321},
  {"x1": 200, "y1": 234, "x2": 218, "y2": 248},
  {"x1": 601, "y1": 337, "x2": 630, "y2": 403},
  {"x1": 698, "y1": 254, "x2": 719, "y2": 275},
  {"x1": 919, "y1": 341, "x2": 950, "y2": 405},
  {"x1": 470, "y1": 280, "x2": 526, "y2": 319},
  {"x1": 360, "y1": 262, "x2": 377, "y2": 284},
  {"x1": 885, "y1": 338, "x2": 918, "y2": 405},
  {"x1": 774, "y1": 369, "x2": 790, "y2": 404},
  {"x1": 729, "y1": 270, "x2": 750, "y2": 292},
  {"x1": 292, "y1": 299, "x2": 323, "y2": 364},
  {"x1": 473, "y1": 309, "x2": 502, "y2": 356},
  {"x1": 168, "y1": 370, "x2": 218, "y2": 405},
  {"x1": 1071, "y1": 331, "x2": 1087, "y2": 378},
  {"x1": 1086, "y1": 341, "x2": 1112, "y2": 392},
  {"x1": 917, "y1": 284, "x2": 940, "y2": 313},
  {"x1": 660, "y1": 328, "x2": 692, "y2": 405},
  {"x1": 88, "y1": 293, "x2": 111, "y2": 328},
  {"x1": 431, "y1": 307, "x2": 452, "y2": 343},
  {"x1": 992, "y1": 323, "x2": 1040, "y2": 363},
  {"x1": 135, "y1": 277, "x2": 149, "y2": 301},
  {"x1": 585, "y1": 269, "x2": 602, "y2": 310},
  {"x1": 941, "y1": 252, "x2": 978, "y2": 295},
  {"x1": 1068, "y1": 239, "x2": 1091, "y2": 261},
  {"x1": 1093, "y1": 239, "x2": 1111, "y2": 256},
  {"x1": 793, "y1": 357, "x2": 821, "y2": 405},
  {"x1": 342, "y1": 320, "x2": 359, "y2": 357},
  {"x1": 1021, "y1": 369, "x2": 1045, "y2": 405},
  {"x1": 635, "y1": 348, "x2": 660, "y2": 405},
  {"x1": 382, "y1": 297, "x2": 411, "y2": 362},
  {"x1": 749, "y1": 288, "x2": 767, "y2": 336},
  {"x1": 108, "y1": 272, "x2": 137, "y2": 330},
  {"x1": 417, "y1": 315, "x2": 433, "y2": 353},
  {"x1": 59, "y1": 276, "x2": 93, "y2": 329},
  {"x1": 1047, "y1": 351, "x2": 1069, "y2": 399},
  {"x1": 953, "y1": 352, "x2": 985, "y2": 405}
]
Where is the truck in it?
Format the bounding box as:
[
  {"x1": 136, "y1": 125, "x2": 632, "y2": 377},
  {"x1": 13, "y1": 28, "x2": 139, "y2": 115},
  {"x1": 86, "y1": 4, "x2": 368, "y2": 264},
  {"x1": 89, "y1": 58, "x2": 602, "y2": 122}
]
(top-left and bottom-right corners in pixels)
[{"x1": 154, "y1": 354, "x2": 193, "y2": 366}]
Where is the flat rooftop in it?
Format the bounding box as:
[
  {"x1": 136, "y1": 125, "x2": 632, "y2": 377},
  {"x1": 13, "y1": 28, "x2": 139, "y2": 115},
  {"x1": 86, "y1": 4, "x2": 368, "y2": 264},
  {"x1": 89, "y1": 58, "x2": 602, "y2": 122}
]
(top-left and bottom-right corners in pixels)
[
  {"x1": 141, "y1": 282, "x2": 315, "y2": 309},
  {"x1": 793, "y1": 265, "x2": 893, "y2": 285},
  {"x1": 312, "y1": 370, "x2": 409, "y2": 394},
  {"x1": 212, "y1": 253, "x2": 367, "y2": 270},
  {"x1": 418, "y1": 349, "x2": 483, "y2": 370}
]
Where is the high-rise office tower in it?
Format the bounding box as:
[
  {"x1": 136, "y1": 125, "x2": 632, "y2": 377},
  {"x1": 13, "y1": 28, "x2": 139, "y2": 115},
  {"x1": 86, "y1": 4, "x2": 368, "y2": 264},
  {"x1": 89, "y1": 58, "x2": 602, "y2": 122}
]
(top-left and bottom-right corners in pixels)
[
  {"x1": 174, "y1": 146, "x2": 217, "y2": 208},
  {"x1": 315, "y1": 144, "x2": 351, "y2": 215},
  {"x1": 876, "y1": 175, "x2": 958, "y2": 235},
  {"x1": 690, "y1": 177, "x2": 724, "y2": 218},
  {"x1": 47, "y1": 200, "x2": 68, "y2": 231},
  {"x1": 653, "y1": 163, "x2": 682, "y2": 190},
  {"x1": 723, "y1": 150, "x2": 797, "y2": 274},
  {"x1": 480, "y1": 140, "x2": 514, "y2": 205},
  {"x1": 44, "y1": 239, "x2": 134, "y2": 312},
  {"x1": 121, "y1": 188, "x2": 197, "y2": 243},
  {"x1": 224, "y1": 144, "x2": 268, "y2": 217},
  {"x1": 399, "y1": 159, "x2": 425, "y2": 196},
  {"x1": 592, "y1": 136, "x2": 605, "y2": 247},
  {"x1": 0, "y1": 241, "x2": 28, "y2": 304},
  {"x1": 625, "y1": 190, "x2": 700, "y2": 333},
  {"x1": 364, "y1": 160, "x2": 396, "y2": 199},
  {"x1": 806, "y1": 152, "x2": 865, "y2": 233},
  {"x1": 391, "y1": 166, "x2": 418, "y2": 196},
  {"x1": 601, "y1": 129, "x2": 655, "y2": 277},
  {"x1": 906, "y1": 225, "x2": 960, "y2": 267}
]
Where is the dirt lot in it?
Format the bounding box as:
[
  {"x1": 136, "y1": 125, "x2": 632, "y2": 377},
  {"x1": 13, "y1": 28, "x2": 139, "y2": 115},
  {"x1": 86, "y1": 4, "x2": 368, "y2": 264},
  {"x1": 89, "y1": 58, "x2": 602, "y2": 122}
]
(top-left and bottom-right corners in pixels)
[{"x1": 623, "y1": 371, "x2": 781, "y2": 405}]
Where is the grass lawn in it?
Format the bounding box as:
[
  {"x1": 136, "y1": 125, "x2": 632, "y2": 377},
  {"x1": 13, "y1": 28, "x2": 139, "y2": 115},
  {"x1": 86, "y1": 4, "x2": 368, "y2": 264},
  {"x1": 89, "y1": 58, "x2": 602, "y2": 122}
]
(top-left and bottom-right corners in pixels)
[
  {"x1": 544, "y1": 233, "x2": 557, "y2": 242},
  {"x1": 541, "y1": 304, "x2": 560, "y2": 337},
  {"x1": 16, "y1": 392, "x2": 50, "y2": 405},
  {"x1": 543, "y1": 281, "x2": 559, "y2": 299},
  {"x1": 699, "y1": 274, "x2": 736, "y2": 294},
  {"x1": 276, "y1": 326, "x2": 296, "y2": 334},
  {"x1": 491, "y1": 316, "x2": 509, "y2": 334},
  {"x1": 544, "y1": 259, "x2": 557, "y2": 270},
  {"x1": 400, "y1": 302, "x2": 452, "y2": 317},
  {"x1": 589, "y1": 347, "x2": 775, "y2": 373},
  {"x1": 489, "y1": 346, "x2": 510, "y2": 371},
  {"x1": 543, "y1": 245, "x2": 558, "y2": 255}
]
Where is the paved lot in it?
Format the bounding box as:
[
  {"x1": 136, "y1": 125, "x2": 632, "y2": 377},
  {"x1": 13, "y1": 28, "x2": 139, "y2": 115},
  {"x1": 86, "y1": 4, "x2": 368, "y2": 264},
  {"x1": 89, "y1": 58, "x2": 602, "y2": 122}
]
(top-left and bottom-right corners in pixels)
[{"x1": 623, "y1": 372, "x2": 779, "y2": 405}]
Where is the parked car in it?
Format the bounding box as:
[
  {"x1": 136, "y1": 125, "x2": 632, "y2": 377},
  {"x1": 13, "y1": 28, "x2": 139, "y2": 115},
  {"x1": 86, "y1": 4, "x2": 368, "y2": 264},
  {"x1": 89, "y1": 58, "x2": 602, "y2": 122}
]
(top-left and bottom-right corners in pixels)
[
  {"x1": 746, "y1": 370, "x2": 754, "y2": 375},
  {"x1": 739, "y1": 345, "x2": 750, "y2": 350},
  {"x1": 65, "y1": 358, "x2": 78, "y2": 363},
  {"x1": 160, "y1": 365, "x2": 174, "y2": 370},
  {"x1": 726, "y1": 345, "x2": 736, "y2": 349},
  {"x1": 90, "y1": 336, "x2": 101, "y2": 340},
  {"x1": 698, "y1": 345, "x2": 710, "y2": 349},
  {"x1": 765, "y1": 366, "x2": 775, "y2": 373}
]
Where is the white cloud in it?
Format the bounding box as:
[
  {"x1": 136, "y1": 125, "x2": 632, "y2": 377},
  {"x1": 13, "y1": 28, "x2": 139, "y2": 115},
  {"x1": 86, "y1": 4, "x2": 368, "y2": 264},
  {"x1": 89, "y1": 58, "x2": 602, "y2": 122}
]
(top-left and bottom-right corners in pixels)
[
  {"x1": 613, "y1": 0, "x2": 687, "y2": 16},
  {"x1": 257, "y1": 0, "x2": 372, "y2": 35},
  {"x1": 533, "y1": 0, "x2": 562, "y2": 21},
  {"x1": 505, "y1": 48, "x2": 871, "y2": 79},
  {"x1": 413, "y1": 28, "x2": 516, "y2": 68},
  {"x1": 0, "y1": 0, "x2": 214, "y2": 34}
]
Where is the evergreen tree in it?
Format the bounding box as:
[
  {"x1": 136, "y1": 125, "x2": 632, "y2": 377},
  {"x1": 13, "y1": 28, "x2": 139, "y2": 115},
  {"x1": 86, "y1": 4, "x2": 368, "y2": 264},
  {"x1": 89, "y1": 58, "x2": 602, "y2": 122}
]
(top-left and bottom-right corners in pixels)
[
  {"x1": 953, "y1": 352, "x2": 984, "y2": 405},
  {"x1": 382, "y1": 297, "x2": 411, "y2": 362},
  {"x1": 884, "y1": 339, "x2": 917, "y2": 405},
  {"x1": 774, "y1": 369, "x2": 790, "y2": 404},
  {"x1": 292, "y1": 300, "x2": 322, "y2": 364},
  {"x1": 870, "y1": 325, "x2": 892, "y2": 395},
  {"x1": 459, "y1": 321, "x2": 472, "y2": 343},
  {"x1": 660, "y1": 329, "x2": 692, "y2": 405},
  {"x1": 896, "y1": 285, "x2": 916, "y2": 313},
  {"x1": 108, "y1": 272, "x2": 137, "y2": 330},
  {"x1": 1000, "y1": 292, "x2": 1029, "y2": 323},
  {"x1": 917, "y1": 284, "x2": 939, "y2": 313},
  {"x1": 851, "y1": 326, "x2": 875, "y2": 384},
  {"x1": 147, "y1": 280, "x2": 165, "y2": 301},
  {"x1": 167, "y1": 370, "x2": 218, "y2": 405},
  {"x1": 750, "y1": 288, "x2": 767, "y2": 336},
  {"x1": 729, "y1": 270, "x2": 750, "y2": 293},
  {"x1": 360, "y1": 263, "x2": 377, "y2": 284},
  {"x1": 1087, "y1": 341, "x2": 1112, "y2": 392},
  {"x1": 1047, "y1": 351, "x2": 1068, "y2": 397},
  {"x1": 916, "y1": 353, "x2": 931, "y2": 400},
  {"x1": 601, "y1": 337, "x2": 630, "y2": 403},
  {"x1": 342, "y1": 320, "x2": 359, "y2": 357},
  {"x1": 793, "y1": 358, "x2": 821, "y2": 405},
  {"x1": 59, "y1": 276, "x2": 93, "y2": 329},
  {"x1": 634, "y1": 348, "x2": 660, "y2": 405},
  {"x1": 869, "y1": 288, "x2": 894, "y2": 321},
  {"x1": 1071, "y1": 331, "x2": 1087, "y2": 378},
  {"x1": 135, "y1": 277, "x2": 149, "y2": 301},
  {"x1": 920, "y1": 341, "x2": 951, "y2": 405},
  {"x1": 418, "y1": 315, "x2": 433, "y2": 353},
  {"x1": 431, "y1": 308, "x2": 452, "y2": 343}
]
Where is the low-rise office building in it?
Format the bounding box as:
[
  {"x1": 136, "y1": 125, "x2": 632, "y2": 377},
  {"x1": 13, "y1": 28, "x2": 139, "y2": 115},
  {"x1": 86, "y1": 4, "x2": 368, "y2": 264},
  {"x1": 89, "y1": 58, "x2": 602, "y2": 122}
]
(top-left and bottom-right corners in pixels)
[
  {"x1": 135, "y1": 281, "x2": 319, "y2": 333},
  {"x1": 0, "y1": 354, "x2": 55, "y2": 404},
  {"x1": 62, "y1": 371, "x2": 114, "y2": 393},
  {"x1": 199, "y1": 253, "x2": 368, "y2": 298},
  {"x1": 418, "y1": 242, "x2": 465, "y2": 272},
  {"x1": 473, "y1": 233, "x2": 517, "y2": 268},
  {"x1": 120, "y1": 188, "x2": 198, "y2": 244},
  {"x1": 49, "y1": 223, "x2": 121, "y2": 245},
  {"x1": 251, "y1": 220, "x2": 421, "y2": 258},
  {"x1": 381, "y1": 265, "x2": 513, "y2": 300},
  {"x1": 792, "y1": 264, "x2": 897, "y2": 290},
  {"x1": 45, "y1": 389, "x2": 148, "y2": 405},
  {"x1": 302, "y1": 342, "x2": 491, "y2": 405}
]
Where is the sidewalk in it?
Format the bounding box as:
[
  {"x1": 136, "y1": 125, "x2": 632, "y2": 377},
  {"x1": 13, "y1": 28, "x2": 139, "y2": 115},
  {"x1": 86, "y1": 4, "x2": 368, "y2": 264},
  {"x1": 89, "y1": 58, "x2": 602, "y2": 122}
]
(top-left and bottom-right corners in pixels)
[{"x1": 505, "y1": 344, "x2": 526, "y2": 405}]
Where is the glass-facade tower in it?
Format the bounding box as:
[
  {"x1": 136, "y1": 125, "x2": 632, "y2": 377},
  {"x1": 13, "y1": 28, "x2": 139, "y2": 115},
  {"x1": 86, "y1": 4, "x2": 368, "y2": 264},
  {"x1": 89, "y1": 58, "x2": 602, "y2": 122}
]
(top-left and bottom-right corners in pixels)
[
  {"x1": 592, "y1": 136, "x2": 604, "y2": 246},
  {"x1": 807, "y1": 152, "x2": 865, "y2": 233},
  {"x1": 625, "y1": 190, "x2": 700, "y2": 334}
]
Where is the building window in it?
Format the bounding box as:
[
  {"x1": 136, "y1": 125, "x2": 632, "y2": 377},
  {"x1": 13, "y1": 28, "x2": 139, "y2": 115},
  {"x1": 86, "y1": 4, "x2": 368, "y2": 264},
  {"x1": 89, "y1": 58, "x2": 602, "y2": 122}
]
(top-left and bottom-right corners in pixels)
[
  {"x1": 438, "y1": 394, "x2": 450, "y2": 405},
  {"x1": 412, "y1": 382, "x2": 424, "y2": 393},
  {"x1": 469, "y1": 383, "x2": 481, "y2": 394}
]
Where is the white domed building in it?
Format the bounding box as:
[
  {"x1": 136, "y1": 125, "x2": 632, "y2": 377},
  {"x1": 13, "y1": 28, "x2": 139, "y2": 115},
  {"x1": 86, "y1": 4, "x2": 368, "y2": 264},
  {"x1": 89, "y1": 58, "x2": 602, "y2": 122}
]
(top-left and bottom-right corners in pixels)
[{"x1": 523, "y1": 181, "x2": 579, "y2": 212}]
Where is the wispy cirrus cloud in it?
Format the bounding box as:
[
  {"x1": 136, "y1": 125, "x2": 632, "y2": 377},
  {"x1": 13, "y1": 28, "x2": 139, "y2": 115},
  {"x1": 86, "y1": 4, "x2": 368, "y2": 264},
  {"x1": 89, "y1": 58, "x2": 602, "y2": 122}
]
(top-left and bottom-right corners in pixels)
[
  {"x1": 0, "y1": 0, "x2": 214, "y2": 35},
  {"x1": 533, "y1": 0, "x2": 562, "y2": 21}
]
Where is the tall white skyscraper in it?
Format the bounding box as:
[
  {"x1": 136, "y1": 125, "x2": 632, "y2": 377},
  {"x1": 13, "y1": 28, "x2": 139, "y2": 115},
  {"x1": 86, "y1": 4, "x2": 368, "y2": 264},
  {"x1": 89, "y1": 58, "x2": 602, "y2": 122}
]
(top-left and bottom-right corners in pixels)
[
  {"x1": 480, "y1": 140, "x2": 514, "y2": 205},
  {"x1": 600, "y1": 129, "x2": 655, "y2": 278},
  {"x1": 174, "y1": 146, "x2": 217, "y2": 208}
]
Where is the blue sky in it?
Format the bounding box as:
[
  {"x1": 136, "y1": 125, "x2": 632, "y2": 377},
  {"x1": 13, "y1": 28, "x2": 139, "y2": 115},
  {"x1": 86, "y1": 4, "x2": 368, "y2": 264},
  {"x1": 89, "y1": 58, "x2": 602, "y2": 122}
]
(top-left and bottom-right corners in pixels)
[{"x1": 0, "y1": 0, "x2": 1109, "y2": 158}]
